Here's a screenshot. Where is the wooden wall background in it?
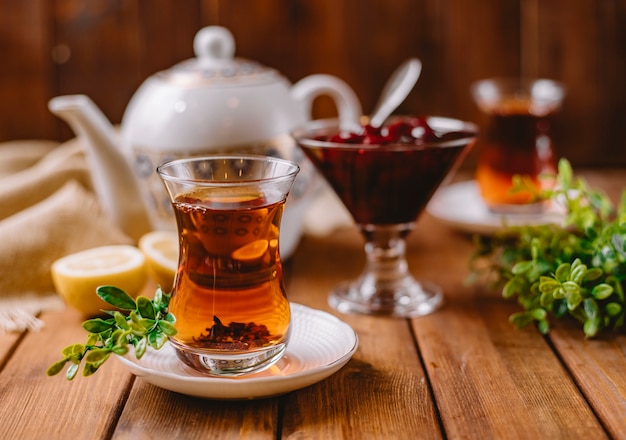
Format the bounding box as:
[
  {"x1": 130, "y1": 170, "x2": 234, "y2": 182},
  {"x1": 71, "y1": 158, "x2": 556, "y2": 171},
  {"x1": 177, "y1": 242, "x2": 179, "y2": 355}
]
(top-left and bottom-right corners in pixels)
[{"x1": 2, "y1": 0, "x2": 626, "y2": 168}]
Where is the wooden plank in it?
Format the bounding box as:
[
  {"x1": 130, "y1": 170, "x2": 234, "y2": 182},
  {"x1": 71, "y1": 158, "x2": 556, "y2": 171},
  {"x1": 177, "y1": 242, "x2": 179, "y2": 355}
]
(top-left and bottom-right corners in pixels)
[
  {"x1": 444, "y1": 0, "x2": 523, "y2": 169},
  {"x1": 0, "y1": 331, "x2": 23, "y2": 370},
  {"x1": 52, "y1": 0, "x2": 141, "y2": 127},
  {"x1": 282, "y1": 230, "x2": 443, "y2": 439},
  {"x1": 0, "y1": 169, "x2": 622, "y2": 438},
  {"x1": 522, "y1": 165, "x2": 624, "y2": 434},
  {"x1": 281, "y1": 314, "x2": 443, "y2": 439},
  {"x1": 415, "y1": 299, "x2": 607, "y2": 439},
  {"x1": 0, "y1": 0, "x2": 56, "y2": 140},
  {"x1": 285, "y1": 225, "x2": 364, "y2": 311},
  {"x1": 0, "y1": 307, "x2": 133, "y2": 439},
  {"x1": 405, "y1": 213, "x2": 608, "y2": 438},
  {"x1": 2, "y1": 0, "x2": 626, "y2": 169},
  {"x1": 51, "y1": 0, "x2": 201, "y2": 130},
  {"x1": 132, "y1": 0, "x2": 201, "y2": 78},
  {"x1": 113, "y1": 381, "x2": 277, "y2": 439},
  {"x1": 532, "y1": 0, "x2": 626, "y2": 168},
  {"x1": 598, "y1": 0, "x2": 626, "y2": 170},
  {"x1": 407, "y1": 215, "x2": 477, "y2": 300},
  {"x1": 530, "y1": 0, "x2": 596, "y2": 168},
  {"x1": 550, "y1": 319, "x2": 626, "y2": 439},
  {"x1": 581, "y1": 169, "x2": 626, "y2": 203},
  {"x1": 439, "y1": 0, "x2": 521, "y2": 114},
  {"x1": 207, "y1": 0, "x2": 302, "y2": 81}
]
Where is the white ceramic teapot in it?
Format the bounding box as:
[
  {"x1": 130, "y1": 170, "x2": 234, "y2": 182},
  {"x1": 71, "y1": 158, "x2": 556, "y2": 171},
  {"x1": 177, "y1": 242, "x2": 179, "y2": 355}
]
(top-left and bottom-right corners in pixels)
[{"x1": 49, "y1": 26, "x2": 362, "y2": 258}]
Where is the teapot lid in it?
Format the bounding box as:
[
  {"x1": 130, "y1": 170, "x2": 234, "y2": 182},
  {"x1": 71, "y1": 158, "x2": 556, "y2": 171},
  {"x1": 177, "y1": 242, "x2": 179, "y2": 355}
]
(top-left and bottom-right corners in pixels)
[{"x1": 159, "y1": 26, "x2": 280, "y2": 87}]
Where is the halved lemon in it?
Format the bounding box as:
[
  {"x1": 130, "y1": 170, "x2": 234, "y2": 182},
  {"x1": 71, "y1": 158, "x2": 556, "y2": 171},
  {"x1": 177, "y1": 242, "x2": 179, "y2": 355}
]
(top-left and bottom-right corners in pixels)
[
  {"x1": 138, "y1": 230, "x2": 178, "y2": 292},
  {"x1": 51, "y1": 245, "x2": 148, "y2": 317}
]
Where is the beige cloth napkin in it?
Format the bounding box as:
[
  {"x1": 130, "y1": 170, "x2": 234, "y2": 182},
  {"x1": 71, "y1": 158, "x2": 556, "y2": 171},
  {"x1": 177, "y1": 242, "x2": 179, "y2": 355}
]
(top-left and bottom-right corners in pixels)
[{"x1": 0, "y1": 140, "x2": 133, "y2": 334}]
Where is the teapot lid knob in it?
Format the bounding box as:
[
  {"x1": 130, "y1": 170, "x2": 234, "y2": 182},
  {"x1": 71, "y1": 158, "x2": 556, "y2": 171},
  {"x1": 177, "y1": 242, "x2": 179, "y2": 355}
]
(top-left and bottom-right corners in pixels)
[
  {"x1": 194, "y1": 26, "x2": 235, "y2": 61},
  {"x1": 159, "y1": 25, "x2": 279, "y2": 86}
]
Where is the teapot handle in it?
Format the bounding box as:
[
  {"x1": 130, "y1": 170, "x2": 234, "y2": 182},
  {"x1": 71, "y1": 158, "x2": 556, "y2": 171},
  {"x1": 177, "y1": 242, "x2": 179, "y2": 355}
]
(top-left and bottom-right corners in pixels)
[{"x1": 291, "y1": 74, "x2": 362, "y2": 132}]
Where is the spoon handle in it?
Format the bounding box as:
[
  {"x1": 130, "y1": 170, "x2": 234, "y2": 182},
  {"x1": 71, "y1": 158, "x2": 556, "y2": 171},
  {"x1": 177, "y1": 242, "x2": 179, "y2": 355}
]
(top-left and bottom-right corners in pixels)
[{"x1": 369, "y1": 58, "x2": 422, "y2": 128}]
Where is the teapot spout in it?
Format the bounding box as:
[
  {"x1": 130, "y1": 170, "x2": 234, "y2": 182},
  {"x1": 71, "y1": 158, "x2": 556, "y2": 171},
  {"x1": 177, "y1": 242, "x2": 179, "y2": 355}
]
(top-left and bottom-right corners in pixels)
[{"x1": 49, "y1": 95, "x2": 152, "y2": 242}]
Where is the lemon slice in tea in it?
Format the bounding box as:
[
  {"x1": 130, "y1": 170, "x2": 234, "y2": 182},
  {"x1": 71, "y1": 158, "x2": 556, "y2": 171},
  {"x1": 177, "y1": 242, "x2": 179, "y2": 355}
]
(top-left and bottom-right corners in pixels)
[{"x1": 231, "y1": 239, "x2": 269, "y2": 262}]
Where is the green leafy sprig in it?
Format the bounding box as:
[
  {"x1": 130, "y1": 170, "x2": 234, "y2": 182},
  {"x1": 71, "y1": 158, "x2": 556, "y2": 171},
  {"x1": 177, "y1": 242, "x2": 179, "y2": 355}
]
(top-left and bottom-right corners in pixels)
[
  {"x1": 47, "y1": 285, "x2": 177, "y2": 380},
  {"x1": 471, "y1": 159, "x2": 626, "y2": 337}
]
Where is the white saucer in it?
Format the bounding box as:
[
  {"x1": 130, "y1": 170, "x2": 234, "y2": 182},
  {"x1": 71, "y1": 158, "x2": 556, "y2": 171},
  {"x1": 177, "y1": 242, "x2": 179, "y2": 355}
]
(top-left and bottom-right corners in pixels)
[
  {"x1": 427, "y1": 180, "x2": 565, "y2": 235},
  {"x1": 115, "y1": 303, "x2": 358, "y2": 400}
]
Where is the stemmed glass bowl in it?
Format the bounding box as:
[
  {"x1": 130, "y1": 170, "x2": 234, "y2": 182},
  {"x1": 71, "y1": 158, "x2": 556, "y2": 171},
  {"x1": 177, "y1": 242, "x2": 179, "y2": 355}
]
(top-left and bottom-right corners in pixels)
[{"x1": 293, "y1": 117, "x2": 478, "y2": 317}]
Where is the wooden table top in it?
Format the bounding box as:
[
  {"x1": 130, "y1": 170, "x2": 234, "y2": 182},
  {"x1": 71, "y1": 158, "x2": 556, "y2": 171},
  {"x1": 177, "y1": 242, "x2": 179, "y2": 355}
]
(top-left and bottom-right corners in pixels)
[{"x1": 1, "y1": 170, "x2": 625, "y2": 440}]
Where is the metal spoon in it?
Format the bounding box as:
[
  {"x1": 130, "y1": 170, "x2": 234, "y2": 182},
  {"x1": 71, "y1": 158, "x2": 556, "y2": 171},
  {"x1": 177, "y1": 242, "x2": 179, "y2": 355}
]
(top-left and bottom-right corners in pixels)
[{"x1": 369, "y1": 58, "x2": 422, "y2": 128}]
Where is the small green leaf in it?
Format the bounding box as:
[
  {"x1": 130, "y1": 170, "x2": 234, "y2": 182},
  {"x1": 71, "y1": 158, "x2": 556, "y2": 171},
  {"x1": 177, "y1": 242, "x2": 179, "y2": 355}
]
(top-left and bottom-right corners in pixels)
[
  {"x1": 611, "y1": 233, "x2": 626, "y2": 257},
  {"x1": 530, "y1": 308, "x2": 547, "y2": 320},
  {"x1": 562, "y1": 281, "x2": 580, "y2": 294},
  {"x1": 158, "y1": 320, "x2": 177, "y2": 336},
  {"x1": 557, "y1": 158, "x2": 573, "y2": 185},
  {"x1": 502, "y1": 280, "x2": 518, "y2": 299},
  {"x1": 134, "y1": 337, "x2": 147, "y2": 358},
  {"x1": 509, "y1": 312, "x2": 534, "y2": 328},
  {"x1": 153, "y1": 287, "x2": 163, "y2": 307},
  {"x1": 606, "y1": 302, "x2": 622, "y2": 316},
  {"x1": 96, "y1": 285, "x2": 137, "y2": 310},
  {"x1": 62, "y1": 344, "x2": 85, "y2": 360},
  {"x1": 82, "y1": 362, "x2": 99, "y2": 377},
  {"x1": 540, "y1": 290, "x2": 555, "y2": 307},
  {"x1": 555, "y1": 263, "x2": 571, "y2": 282},
  {"x1": 583, "y1": 268, "x2": 603, "y2": 281},
  {"x1": 530, "y1": 238, "x2": 541, "y2": 261},
  {"x1": 83, "y1": 318, "x2": 114, "y2": 334},
  {"x1": 111, "y1": 329, "x2": 127, "y2": 347},
  {"x1": 114, "y1": 311, "x2": 130, "y2": 330},
  {"x1": 583, "y1": 298, "x2": 599, "y2": 318},
  {"x1": 567, "y1": 290, "x2": 583, "y2": 310},
  {"x1": 137, "y1": 296, "x2": 156, "y2": 320},
  {"x1": 86, "y1": 333, "x2": 100, "y2": 346},
  {"x1": 583, "y1": 318, "x2": 600, "y2": 338},
  {"x1": 591, "y1": 283, "x2": 614, "y2": 300},
  {"x1": 85, "y1": 348, "x2": 112, "y2": 364},
  {"x1": 512, "y1": 261, "x2": 534, "y2": 275},
  {"x1": 537, "y1": 319, "x2": 550, "y2": 334},
  {"x1": 112, "y1": 345, "x2": 129, "y2": 356},
  {"x1": 130, "y1": 310, "x2": 141, "y2": 323},
  {"x1": 66, "y1": 362, "x2": 80, "y2": 380},
  {"x1": 99, "y1": 328, "x2": 113, "y2": 341},
  {"x1": 570, "y1": 265, "x2": 586, "y2": 284},
  {"x1": 46, "y1": 359, "x2": 67, "y2": 376},
  {"x1": 137, "y1": 318, "x2": 157, "y2": 331},
  {"x1": 552, "y1": 287, "x2": 566, "y2": 300},
  {"x1": 148, "y1": 331, "x2": 167, "y2": 350},
  {"x1": 538, "y1": 277, "x2": 560, "y2": 294}
]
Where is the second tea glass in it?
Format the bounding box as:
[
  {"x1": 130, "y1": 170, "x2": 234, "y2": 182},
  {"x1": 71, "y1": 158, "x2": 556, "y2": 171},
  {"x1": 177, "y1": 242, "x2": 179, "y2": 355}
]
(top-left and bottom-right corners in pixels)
[
  {"x1": 471, "y1": 78, "x2": 565, "y2": 213},
  {"x1": 293, "y1": 117, "x2": 477, "y2": 318},
  {"x1": 157, "y1": 155, "x2": 299, "y2": 376}
]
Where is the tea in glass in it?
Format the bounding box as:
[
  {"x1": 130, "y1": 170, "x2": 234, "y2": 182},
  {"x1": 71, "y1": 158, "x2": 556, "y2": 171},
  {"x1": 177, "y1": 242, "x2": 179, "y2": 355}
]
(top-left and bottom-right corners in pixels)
[
  {"x1": 157, "y1": 155, "x2": 299, "y2": 375},
  {"x1": 471, "y1": 78, "x2": 565, "y2": 213}
]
